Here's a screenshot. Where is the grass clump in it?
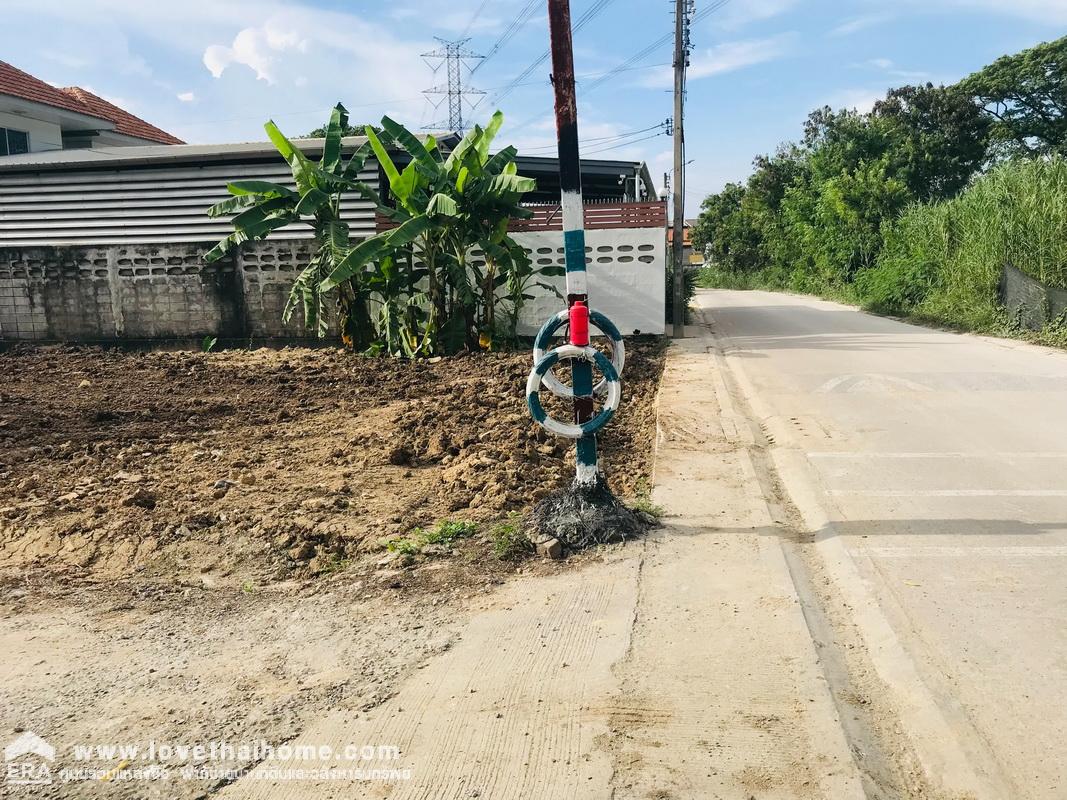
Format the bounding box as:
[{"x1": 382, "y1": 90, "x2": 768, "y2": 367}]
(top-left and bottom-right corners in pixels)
[
  {"x1": 490, "y1": 514, "x2": 533, "y2": 561},
  {"x1": 387, "y1": 519, "x2": 478, "y2": 555},
  {"x1": 629, "y1": 478, "x2": 665, "y2": 518}
]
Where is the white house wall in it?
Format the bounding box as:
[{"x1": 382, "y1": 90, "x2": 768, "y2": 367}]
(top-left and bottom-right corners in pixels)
[
  {"x1": 0, "y1": 111, "x2": 63, "y2": 152},
  {"x1": 511, "y1": 228, "x2": 665, "y2": 336}
]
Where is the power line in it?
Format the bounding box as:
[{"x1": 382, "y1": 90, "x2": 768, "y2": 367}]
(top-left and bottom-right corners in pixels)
[
  {"x1": 471, "y1": 0, "x2": 542, "y2": 75},
  {"x1": 502, "y1": 0, "x2": 729, "y2": 134},
  {"x1": 518, "y1": 120, "x2": 670, "y2": 153},
  {"x1": 581, "y1": 130, "x2": 668, "y2": 156},
  {"x1": 473, "y1": 0, "x2": 620, "y2": 115},
  {"x1": 583, "y1": 0, "x2": 728, "y2": 96},
  {"x1": 460, "y1": 0, "x2": 492, "y2": 38}
]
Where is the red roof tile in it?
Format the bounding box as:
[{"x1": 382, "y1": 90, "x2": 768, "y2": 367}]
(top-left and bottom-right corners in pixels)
[
  {"x1": 59, "y1": 87, "x2": 183, "y2": 145},
  {"x1": 0, "y1": 59, "x2": 97, "y2": 117},
  {"x1": 0, "y1": 60, "x2": 182, "y2": 146}
]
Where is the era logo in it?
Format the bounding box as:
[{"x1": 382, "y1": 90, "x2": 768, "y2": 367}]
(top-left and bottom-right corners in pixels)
[{"x1": 4, "y1": 731, "x2": 54, "y2": 785}]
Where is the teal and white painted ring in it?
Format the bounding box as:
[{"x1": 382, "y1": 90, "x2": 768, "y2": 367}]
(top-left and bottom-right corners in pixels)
[
  {"x1": 526, "y1": 345, "x2": 621, "y2": 439},
  {"x1": 532, "y1": 309, "x2": 625, "y2": 398}
]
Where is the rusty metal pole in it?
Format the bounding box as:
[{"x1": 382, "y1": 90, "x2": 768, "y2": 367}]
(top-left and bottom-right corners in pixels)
[{"x1": 547, "y1": 0, "x2": 598, "y2": 487}]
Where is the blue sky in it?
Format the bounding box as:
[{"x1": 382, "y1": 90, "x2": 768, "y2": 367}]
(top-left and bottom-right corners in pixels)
[{"x1": 3, "y1": 0, "x2": 1065, "y2": 209}]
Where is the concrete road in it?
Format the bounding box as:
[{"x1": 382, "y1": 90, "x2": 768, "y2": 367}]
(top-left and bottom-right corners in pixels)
[
  {"x1": 699, "y1": 289, "x2": 1067, "y2": 799},
  {"x1": 219, "y1": 311, "x2": 867, "y2": 800}
]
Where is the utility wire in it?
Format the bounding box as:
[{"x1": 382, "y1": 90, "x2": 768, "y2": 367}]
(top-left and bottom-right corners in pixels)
[
  {"x1": 582, "y1": 0, "x2": 728, "y2": 96},
  {"x1": 471, "y1": 0, "x2": 542, "y2": 74},
  {"x1": 518, "y1": 121, "x2": 670, "y2": 153},
  {"x1": 473, "y1": 0, "x2": 619, "y2": 113},
  {"x1": 580, "y1": 130, "x2": 667, "y2": 156},
  {"x1": 460, "y1": 0, "x2": 492, "y2": 39},
  {"x1": 500, "y1": 0, "x2": 729, "y2": 134}
]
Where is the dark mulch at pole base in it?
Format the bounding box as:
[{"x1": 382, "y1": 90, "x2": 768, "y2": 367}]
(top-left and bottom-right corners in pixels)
[{"x1": 526, "y1": 476, "x2": 653, "y2": 551}]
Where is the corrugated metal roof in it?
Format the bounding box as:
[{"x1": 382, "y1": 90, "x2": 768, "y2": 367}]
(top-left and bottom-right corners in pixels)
[
  {"x1": 0, "y1": 137, "x2": 373, "y2": 171},
  {"x1": 0, "y1": 154, "x2": 378, "y2": 246}
]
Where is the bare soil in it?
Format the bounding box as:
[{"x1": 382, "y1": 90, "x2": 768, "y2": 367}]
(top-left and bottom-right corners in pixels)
[
  {"x1": 0, "y1": 341, "x2": 663, "y2": 590},
  {"x1": 0, "y1": 342, "x2": 663, "y2": 799}
]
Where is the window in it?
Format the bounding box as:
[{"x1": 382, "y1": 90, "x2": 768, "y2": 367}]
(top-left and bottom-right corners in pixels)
[{"x1": 0, "y1": 127, "x2": 30, "y2": 156}]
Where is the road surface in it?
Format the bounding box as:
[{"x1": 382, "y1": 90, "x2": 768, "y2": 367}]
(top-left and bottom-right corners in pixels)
[
  {"x1": 215, "y1": 288, "x2": 1065, "y2": 800},
  {"x1": 700, "y1": 289, "x2": 1067, "y2": 799}
]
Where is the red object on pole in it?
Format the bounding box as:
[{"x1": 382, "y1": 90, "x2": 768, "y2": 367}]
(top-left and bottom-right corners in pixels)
[{"x1": 569, "y1": 300, "x2": 590, "y2": 346}]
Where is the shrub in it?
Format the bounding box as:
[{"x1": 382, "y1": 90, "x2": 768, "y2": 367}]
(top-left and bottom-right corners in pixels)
[
  {"x1": 861, "y1": 157, "x2": 1067, "y2": 330},
  {"x1": 490, "y1": 516, "x2": 533, "y2": 561}
]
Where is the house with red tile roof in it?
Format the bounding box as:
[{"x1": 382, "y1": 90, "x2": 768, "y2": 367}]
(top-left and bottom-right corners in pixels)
[{"x1": 0, "y1": 59, "x2": 181, "y2": 155}]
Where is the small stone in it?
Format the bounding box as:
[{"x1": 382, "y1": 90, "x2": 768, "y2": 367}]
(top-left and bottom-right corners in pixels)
[
  {"x1": 239, "y1": 472, "x2": 257, "y2": 486},
  {"x1": 288, "y1": 542, "x2": 315, "y2": 561},
  {"x1": 387, "y1": 446, "x2": 413, "y2": 466},
  {"x1": 635, "y1": 510, "x2": 659, "y2": 526},
  {"x1": 212, "y1": 487, "x2": 228, "y2": 499},
  {"x1": 121, "y1": 488, "x2": 157, "y2": 510},
  {"x1": 536, "y1": 538, "x2": 563, "y2": 560},
  {"x1": 419, "y1": 543, "x2": 449, "y2": 557},
  {"x1": 78, "y1": 379, "x2": 92, "y2": 389}
]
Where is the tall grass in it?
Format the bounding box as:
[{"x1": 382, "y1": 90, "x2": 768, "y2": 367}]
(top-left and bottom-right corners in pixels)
[{"x1": 858, "y1": 157, "x2": 1067, "y2": 331}]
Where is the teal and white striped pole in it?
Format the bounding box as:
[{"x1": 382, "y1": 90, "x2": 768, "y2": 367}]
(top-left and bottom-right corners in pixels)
[
  {"x1": 551, "y1": 0, "x2": 597, "y2": 487},
  {"x1": 523, "y1": 0, "x2": 624, "y2": 489}
]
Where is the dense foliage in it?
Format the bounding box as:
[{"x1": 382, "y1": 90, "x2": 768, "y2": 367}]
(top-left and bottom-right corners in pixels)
[
  {"x1": 861, "y1": 157, "x2": 1067, "y2": 328},
  {"x1": 207, "y1": 105, "x2": 556, "y2": 355},
  {"x1": 693, "y1": 35, "x2": 1067, "y2": 340}
]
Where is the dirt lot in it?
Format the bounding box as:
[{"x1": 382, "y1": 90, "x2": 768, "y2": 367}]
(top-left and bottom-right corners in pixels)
[
  {"x1": 0, "y1": 341, "x2": 663, "y2": 588},
  {"x1": 0, "y1": 341, "x2": 663, "y2": 798}
]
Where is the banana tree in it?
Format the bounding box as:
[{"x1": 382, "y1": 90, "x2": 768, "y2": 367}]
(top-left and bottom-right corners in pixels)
[
  {"x1": 321, "y1": 112, "x2": 555, "y2": 352},
  {"x1": 204, "y1": 103, "x2": 379, "y2": 345}
]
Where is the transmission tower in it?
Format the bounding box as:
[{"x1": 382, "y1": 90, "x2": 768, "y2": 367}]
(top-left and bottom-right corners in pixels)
[{"x1": 422, "y1": 38, "x2": 485, "y2": 132}]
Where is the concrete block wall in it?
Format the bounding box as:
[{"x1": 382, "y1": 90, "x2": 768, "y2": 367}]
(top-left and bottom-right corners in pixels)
[
  {"x1": 0, "y1": 231, "x2": 664, "y2": 343},
  {"x1": 0, "y1": 241, "x2": 323, "y2": 343},
  {"x1": 1000, "y1": 262, "x2": 1067, "y2": 331}
]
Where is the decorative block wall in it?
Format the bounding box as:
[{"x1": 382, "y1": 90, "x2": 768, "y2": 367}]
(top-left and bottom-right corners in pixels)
[{"x1": 0, "y1": 230, "x2": 664, "y2": 343}]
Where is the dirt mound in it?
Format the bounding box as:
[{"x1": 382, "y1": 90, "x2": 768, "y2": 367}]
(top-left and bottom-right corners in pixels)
[{"x1": 0, "y1": 341, "x2": 664, "y2": 587}]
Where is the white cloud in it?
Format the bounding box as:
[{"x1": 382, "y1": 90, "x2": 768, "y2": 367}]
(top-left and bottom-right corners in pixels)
[
  {"x1": 642, "y1": 34, "x2": 796, "y2": 88},
  {"x1": 203, "y1": 24, "x2": 307, "y2": 83},
  {"x1": 40, "y1": 50, "x2": 91, "y2": 69},
  {"x1": 717, "y1": 0, "x2": 799, "y2": 30},
  {"x1": 177, "y1": 91, "x2": 196, "y2": 102},
  {"x1": 858, "y1": 58, "x2": 932, "y2": 82},
  {"x1": 823, "y1": 88, "x2": 884, "y2": 114},
  {"x1": 829, "y1": 14, "x2": 894, "y2": 37}
]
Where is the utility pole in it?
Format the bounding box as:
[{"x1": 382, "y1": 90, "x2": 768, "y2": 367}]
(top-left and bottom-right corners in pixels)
[
  {"x1": 422, "y1": 38, "x2": 486, "y2": 132},
  {"x1": 546, "y1": 0, "x2": 599, "y2": 486},
  {"x1": 670, "y1": 0, "x2": 691, "y2": 338},
  {"x1": 524, "y1": 0, "x2": 642, "y2": 551}
]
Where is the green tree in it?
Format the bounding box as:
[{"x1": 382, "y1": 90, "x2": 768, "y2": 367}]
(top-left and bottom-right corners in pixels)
[
  {"x1": 959, "y1": 35, "x2": 1067, "y2": 158},
  {"x1": 320, "y1": 111, "x2": 551, "y2": 353},
  {"x1": 873, "y1": 83, "x2": 991, "y2": 199},
  {"x1": 207, "y1": 105, "x2": 542, "y2": 355},
  {"x1": 204, "y1": 103, "x2": 379, "y2": 345},
  {"x1": 303, "y1": 122, "x2": 382, "y2": 138}
]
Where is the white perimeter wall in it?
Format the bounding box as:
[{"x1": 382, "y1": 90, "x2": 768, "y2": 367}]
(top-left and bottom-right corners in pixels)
[{"x1": 512, "y1": 228, "x2": 665, "y2": 336}]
